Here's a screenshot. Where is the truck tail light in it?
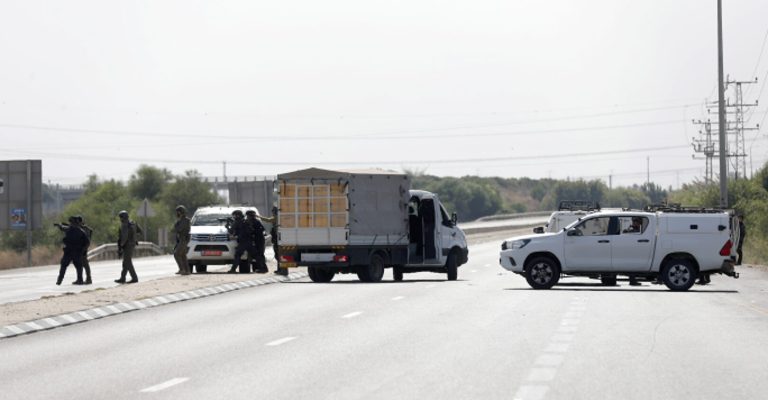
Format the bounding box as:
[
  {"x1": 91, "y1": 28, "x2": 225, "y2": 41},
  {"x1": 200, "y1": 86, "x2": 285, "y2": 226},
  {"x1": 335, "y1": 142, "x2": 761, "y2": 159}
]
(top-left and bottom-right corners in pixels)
[
  {"x1": 719, "y1": 240, "x2": 733, "y2": 256},
  {"x1": 279, "y1": 255, "x2": 295, "y2": 263},
  {"x1": 333, "y1": 255, "x2": 349, "y2": 263}
]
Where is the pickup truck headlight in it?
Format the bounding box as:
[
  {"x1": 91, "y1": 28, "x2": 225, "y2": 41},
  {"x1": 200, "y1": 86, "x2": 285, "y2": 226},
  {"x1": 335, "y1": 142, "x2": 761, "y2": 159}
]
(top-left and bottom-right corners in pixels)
[{"x1": 502, "y1": 239, "x2": 530, "y2": 251}]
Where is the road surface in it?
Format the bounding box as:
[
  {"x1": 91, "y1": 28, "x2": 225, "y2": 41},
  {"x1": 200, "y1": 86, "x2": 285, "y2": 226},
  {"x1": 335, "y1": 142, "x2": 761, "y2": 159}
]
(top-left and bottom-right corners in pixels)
[{"x1": 1, "y1": 234, "x2": 767, "y2": 400}]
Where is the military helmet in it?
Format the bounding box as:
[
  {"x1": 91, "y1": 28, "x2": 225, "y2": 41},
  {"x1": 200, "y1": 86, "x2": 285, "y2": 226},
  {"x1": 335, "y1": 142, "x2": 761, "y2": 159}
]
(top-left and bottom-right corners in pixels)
[
  {"x1": 76, "y1": 215, "x2": 84, "y2": 223},
  {"x1": 232, "y1": 209, "x2": 244, "y2": 217},
  {"x1": 175, "y1": 205, "x2": 187, "y2": 214},
  {"x1": 68, "y1": 215, "x2": 78, "y2": 223},
  {"x1": 245, "y1": 209, "x2": 256, "y2": 216},
  {"x1": 118, "y1": 210, "x2": 128, "y2": 218}
]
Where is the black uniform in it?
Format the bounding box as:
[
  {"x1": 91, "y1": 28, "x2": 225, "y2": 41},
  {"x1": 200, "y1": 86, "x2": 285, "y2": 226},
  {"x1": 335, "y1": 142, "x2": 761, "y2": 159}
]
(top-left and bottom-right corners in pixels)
[
  {"x1": 80, "y1": 224, "x2": 94, "y2": 284},
  {"x1": 57, "y1": 224, "x2": 90, "y2": 285},
  {"x1": 228, "y1": 217, "x2": 255, "y2": 273},
  {"x1": 247, "y1": 215, "x2": 267, "y2": 273}
]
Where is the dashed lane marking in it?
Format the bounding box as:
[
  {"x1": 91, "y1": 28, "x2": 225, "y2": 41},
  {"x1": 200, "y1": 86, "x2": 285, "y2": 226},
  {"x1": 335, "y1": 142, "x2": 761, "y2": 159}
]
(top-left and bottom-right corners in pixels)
[
  {"x1": 392, "y1": 296, "x2": 405, "y2": 301},
  {"x1": 140, "y1": 377, "x2": 190, "y2": 393},
  {"x1": 266, "y1": 337, "x2": 297, "y2": 347},
  {"x1": 527, "y1": 368, "x2": 557, "y2": 382},
  {"x1": 342, "y1": 311, "x2": 363, "y2": 319},
  {"x1": 513, "y1": 385, "x2": 549, "y2": 400}
]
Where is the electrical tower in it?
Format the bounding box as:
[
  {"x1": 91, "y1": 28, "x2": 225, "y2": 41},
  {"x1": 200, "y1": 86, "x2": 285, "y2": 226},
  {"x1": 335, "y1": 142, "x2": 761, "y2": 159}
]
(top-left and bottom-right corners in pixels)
[{"x1": 692, "y1": 77, "x2": 759, "y2": 181}]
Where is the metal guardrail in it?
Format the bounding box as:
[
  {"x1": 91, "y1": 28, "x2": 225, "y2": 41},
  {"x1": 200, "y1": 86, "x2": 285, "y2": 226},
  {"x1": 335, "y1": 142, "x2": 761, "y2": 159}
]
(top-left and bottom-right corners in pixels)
[
  {"x1": 473, "y1": 211, "x2": 552, "y2": 222},
  {"x1": 87, "y1": 242, "x2": 166, "y2": 261}
]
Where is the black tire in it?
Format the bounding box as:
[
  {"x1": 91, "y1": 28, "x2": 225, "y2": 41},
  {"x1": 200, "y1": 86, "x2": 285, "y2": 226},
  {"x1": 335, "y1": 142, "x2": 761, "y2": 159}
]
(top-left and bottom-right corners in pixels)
[
  {"x1": 525, "y1": 256, "x2": 560, "y2": 289},
  {"x1": 393, "y1": 266, "x2": 404, "y2": 282},
  {"x1": 600, "y1": 273, "x2": 617, "y2": 286},
  {"x1": 661, "y1": 258, "x2": 697, "y2": 291},
  {"x1": 357, "y1": 254, "x2": 385, "y2": 282},
  {"x1": 446, "y1": 251, "x2": 458, "y2": 281},
  {"x1": 308, "y1": 267, "x2": 335, "y2": 283}
]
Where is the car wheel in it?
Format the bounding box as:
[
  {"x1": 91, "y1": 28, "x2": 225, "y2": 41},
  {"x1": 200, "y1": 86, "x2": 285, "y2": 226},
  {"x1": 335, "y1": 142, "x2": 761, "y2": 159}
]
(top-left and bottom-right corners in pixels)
[
  {"x1": 661, "y1": 258, "x2": 696, "y2": 291},
  {"x1": 600, "y1": 273, "x2": 617, "y2": 286},
  {"x1": 357, "y1": 254, "x2": 385, "y2": 282},
  {"x1": 308, "y1": 267, "x2": 335, "y2": 283},
  {"x1": 393, "y1": 266, "x2": 404, "y2": 282},
  {"x1": 525, "y1": 256, "x2": 560, "y2": 289},
  {"x1": 446, "y1": 251, "x2": 458, "y2": 281}
]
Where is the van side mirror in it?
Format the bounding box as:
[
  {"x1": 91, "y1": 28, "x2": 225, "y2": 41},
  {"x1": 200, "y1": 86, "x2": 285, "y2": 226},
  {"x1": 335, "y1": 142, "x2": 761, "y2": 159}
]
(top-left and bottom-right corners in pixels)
[{"x1": 533, "y1": 226, "x2": 544, "y2": 234}]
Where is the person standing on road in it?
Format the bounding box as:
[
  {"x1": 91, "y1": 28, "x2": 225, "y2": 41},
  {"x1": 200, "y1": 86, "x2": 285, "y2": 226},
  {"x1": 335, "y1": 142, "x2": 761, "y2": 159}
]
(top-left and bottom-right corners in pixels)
[
  {"x1": 55, "y1": 216, "x2": 90, "y2": 285},
  {"x1": 246, "y1": 209, "x2": 268, "y2": 273},
  {"x1": 226, "y1": 210, "x2": 253, "y2": 273},
  {"x1": 115, "y1": 210, "x2": 140, "y2": 284},
  {"x1": 736, "y1": 213, "x2": 746, "y2": 265},
  {"x1": 173, "y1": 205, "x2": 192, "y2": 275},
  {"x1": 77, "y1": 215, "x2": 94, "y2": 285},
  {"x1": 259, "y1": 206, "x2": 287, "y2": 276}
]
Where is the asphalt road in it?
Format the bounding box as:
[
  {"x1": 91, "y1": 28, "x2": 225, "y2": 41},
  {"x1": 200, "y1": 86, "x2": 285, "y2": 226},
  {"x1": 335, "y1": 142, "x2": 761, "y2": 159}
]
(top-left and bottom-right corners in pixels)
[{"x1": 2, "y1": 236, "x2": 768, "y2": 400}]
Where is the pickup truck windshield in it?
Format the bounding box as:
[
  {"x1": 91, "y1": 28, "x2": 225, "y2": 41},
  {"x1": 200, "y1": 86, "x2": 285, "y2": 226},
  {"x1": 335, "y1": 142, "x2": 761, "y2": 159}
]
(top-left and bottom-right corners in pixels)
[{"x1": 192, "y1": 214, "x2": 229, "y2": 226}]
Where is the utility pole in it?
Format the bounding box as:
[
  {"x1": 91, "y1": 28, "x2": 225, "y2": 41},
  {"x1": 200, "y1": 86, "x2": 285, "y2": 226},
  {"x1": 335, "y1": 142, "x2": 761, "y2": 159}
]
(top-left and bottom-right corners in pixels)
[
  {"x1": 223, "y1": 161, "x2": 229, "y2": 206},
  {"x1": 717, "y1": 0, "x2": 728, "y2": 207},
  {"x1": 646, "y1": 156, "x2": 650, "y2": 187}
]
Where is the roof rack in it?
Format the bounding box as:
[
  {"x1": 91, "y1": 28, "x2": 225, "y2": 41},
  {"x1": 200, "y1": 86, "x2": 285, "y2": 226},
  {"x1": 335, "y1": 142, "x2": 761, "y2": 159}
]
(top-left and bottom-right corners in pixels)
[
  {"x1": 643, "y1": 203, "x2": 729, "y2": 214},
  {"x1": 558, "y1": 200, "x2": 600, "y2": 211}
]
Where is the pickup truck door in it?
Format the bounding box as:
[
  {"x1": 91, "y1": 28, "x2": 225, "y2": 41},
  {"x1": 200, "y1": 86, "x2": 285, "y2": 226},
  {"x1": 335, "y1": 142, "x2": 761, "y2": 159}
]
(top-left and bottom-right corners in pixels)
[
  {"x1": 610, "y1": 216, "x2": 654, "y2": 271},
  {"x1": 563, "y1": 216, "x2": 612, "y2": 271}
]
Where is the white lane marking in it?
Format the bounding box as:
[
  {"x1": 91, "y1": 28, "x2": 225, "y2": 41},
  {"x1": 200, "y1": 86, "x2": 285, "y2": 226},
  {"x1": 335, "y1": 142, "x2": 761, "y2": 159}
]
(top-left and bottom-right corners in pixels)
[
  {"x1": 513, "y1": 385, "x2": 549, "y2": 400},
  {"x1": 140, "y1": 377, "x2": 190, "y2": 393},
  {"x1": 527, "y1": 368, "x2": 557, "y2": 382},
  {"x1": 266, "y1": 337, "x2": 297, "y2": 346},
  {"x1": 535, "y1": 354, "x2": 564, "y2": 367},
  {"x1": 560, "y1": 319, "x2": 580, "y2": 326},
  {"x1": 484, "y1": 264, "x2": 491, "y2": 267},
  {"x1": 471, "y1": 270, "x2": 478, "y2": 273},
  {"x1": 392, "y1": 296, "x2": 405, "y2": 301},
  {"x1": 342, "y1": 311, "x2": 363, "y2": 319},
  {"x1": 564, "y1": 312, "x2": 582, "y2": 318}
]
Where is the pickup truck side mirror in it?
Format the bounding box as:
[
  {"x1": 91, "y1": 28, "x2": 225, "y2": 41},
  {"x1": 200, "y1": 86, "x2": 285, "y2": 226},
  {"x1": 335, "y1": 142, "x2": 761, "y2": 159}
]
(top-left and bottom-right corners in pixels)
[
  {"x1": 533, "y1": 226, "x2": 544, "y2": 234},
  {"x1": 566, "y1": 229, "x2": 582, "y2": 237}
]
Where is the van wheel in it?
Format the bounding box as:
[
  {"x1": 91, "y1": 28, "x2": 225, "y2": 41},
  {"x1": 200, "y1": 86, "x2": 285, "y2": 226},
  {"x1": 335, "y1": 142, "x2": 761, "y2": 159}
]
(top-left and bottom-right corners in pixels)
[
  {"x1": 525, "y1": 256, "x2": 560, "y2": 289},
  {"x1": 661, "y1": 259, "x2": 696, "y2": 291},
  {"x1": 446, "y1": 251, "x2": 458, "y2": 281},
  {"x1": 308, "y1": 267, "x2": 335, "y2": 283},
  {"x1": 600, "y1": 274, "x2": 617, "y2": 286},
  {"x1": 393, "y1": 266, "x2": 404, "y2": 282},
  {"x1": 358, "y1": 254, "x2": 385, "y2": 282}
]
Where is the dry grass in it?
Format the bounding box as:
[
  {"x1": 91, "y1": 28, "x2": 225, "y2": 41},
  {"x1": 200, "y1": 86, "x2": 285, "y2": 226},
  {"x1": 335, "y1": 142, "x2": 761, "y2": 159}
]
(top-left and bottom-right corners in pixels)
[{"x1": 0, "y1": 246, "x2": 61, "y2": 271}]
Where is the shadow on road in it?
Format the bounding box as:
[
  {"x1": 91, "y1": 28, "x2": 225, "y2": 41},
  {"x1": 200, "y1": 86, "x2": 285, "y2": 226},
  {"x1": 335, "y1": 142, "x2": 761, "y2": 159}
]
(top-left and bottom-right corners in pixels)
[
  {"x1": 503, "y1": 286, "x2": 739, "y2": 294},
  {"x1": 285, "y1": 279, "x2": 455, "y2": 284}
]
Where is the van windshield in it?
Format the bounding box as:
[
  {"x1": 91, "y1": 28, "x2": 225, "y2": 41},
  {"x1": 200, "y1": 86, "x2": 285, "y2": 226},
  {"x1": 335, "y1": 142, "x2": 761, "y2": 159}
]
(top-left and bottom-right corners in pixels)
[{"x1": 192, "y1": 214, "x2": 229, "y2": 226}]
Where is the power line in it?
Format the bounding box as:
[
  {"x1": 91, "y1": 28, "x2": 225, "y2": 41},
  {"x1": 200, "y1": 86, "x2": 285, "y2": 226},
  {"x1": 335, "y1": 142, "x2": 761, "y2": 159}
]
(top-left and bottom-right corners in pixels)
[{"x1": 0, "y1": 144, "x2": 691, "y2": 167}]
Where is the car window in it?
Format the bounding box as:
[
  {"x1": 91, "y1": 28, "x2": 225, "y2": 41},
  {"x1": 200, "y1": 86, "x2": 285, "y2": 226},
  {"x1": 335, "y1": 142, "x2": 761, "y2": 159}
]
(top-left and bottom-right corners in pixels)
[
  {"x1": 619, "y1": 216, "x2": 648, "y2": 234},
  {"x1": 191, "y1": 213, "x2": 229, "y2": 226},
  {"x1": 573, "y1": 217, "x2": 610, "y2": 236}
]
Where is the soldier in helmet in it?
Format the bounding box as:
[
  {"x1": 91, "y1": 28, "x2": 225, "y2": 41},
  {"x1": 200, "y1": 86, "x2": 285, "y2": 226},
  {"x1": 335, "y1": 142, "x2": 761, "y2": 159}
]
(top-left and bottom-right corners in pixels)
[
  {"x1": 173, "y1": 205, "x2": 192, "y2": 275},
  {"x1": 225, "y1": 209, "x2": 253, "y2": 273},
  {"x1": 77, "y1": 215, "x2": 94, "y2": 284},
  {"x1": 55, "y1": 216, "x2": 90, "y2": 285},
  {"x1": 245, "y1": 209, "x2": 268, "y2": 273},
  {"x1": 115, "y1": 210, "x2": 140, "y2": 284},
  {"x1": 258, "y1": 206, "x2": 287, "y2": 276}
]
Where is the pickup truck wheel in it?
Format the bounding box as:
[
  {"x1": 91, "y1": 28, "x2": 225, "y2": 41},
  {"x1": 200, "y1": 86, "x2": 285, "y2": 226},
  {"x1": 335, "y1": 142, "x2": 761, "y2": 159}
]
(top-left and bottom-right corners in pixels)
[
  {"x1": 525, "y1": 256, "x2": 560, "y2": 289},
  {"x1": 308, "y1": 267, "x2": 335, "y2": 283},
  {"x1": 358, "y1": 254, "x2": 385, "y2": 283},
  {"x1": 446, "y1": 251, "x2": 458, "y2": 281},
  {"x1": 600, "y1": 274, "x2": 617, "y2": 286},
  {"x1": 393, "y1": 266, "x2": 404, "y2": 281},
  {"x1": 661, "y1": 259, "x2": 696, "y2": 291}
]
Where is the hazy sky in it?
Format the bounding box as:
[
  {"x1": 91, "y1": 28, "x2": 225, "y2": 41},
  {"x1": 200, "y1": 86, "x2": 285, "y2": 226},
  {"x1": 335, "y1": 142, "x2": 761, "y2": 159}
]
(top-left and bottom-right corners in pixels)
[{"x1": 1, "y1": 0, "x2": 767, "y2": 189}]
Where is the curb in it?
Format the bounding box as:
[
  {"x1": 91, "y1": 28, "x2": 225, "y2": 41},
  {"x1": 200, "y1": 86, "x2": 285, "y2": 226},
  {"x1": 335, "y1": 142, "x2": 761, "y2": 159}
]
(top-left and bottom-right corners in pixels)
[{"x1": 0, "y1": 271, "x2": 308, "y2": 340}]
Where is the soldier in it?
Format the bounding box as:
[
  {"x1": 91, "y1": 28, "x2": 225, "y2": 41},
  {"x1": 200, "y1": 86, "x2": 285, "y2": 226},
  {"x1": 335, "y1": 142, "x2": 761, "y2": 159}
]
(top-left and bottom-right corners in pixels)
[
  {"x1": 246, "y1": 209, "x2": 268, "y2": 273},
  {"x1": 77, "y1": 215, "x2": 94, "y2": 284},
  {"x1": 115, "y1": 210, "x2": 140, "y2": 284},
  {"x1": 226, "y1": 209, "x2": 253, "y2": 273},
  {"x1": 173, "y1": 205, "x2": 192, "y2": 275},
  {"x1": 55, "y1": 216, "x2": 89, "y2": 285},
  {"x1": 259, "y1": 206, "x2": 287, "y2": 276}
]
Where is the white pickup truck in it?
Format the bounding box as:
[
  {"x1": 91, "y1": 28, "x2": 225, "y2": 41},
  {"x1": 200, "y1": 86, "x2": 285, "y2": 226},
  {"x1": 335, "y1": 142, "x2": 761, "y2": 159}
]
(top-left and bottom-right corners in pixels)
[{"x1": 499, "y1": 209, "x2": 739, "y2": 291}]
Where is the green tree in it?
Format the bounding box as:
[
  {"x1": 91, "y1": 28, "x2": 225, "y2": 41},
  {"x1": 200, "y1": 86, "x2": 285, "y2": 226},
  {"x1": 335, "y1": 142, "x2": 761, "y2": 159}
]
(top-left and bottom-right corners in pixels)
[
  {"x1": 128, "y1": 164, "x2": 173, "y2": 201},
  {"x1": 159, "y1": 170, "x2": 221, "y2": 217}
]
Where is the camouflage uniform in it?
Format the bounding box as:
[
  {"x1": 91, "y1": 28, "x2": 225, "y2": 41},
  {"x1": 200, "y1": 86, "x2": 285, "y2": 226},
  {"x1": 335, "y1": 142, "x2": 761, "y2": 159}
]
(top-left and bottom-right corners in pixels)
[
  {"x1": 116, "y1": 211, "x2": 139, "y2": 283},
  {"x1": 173, "y1": 206, "x2": 192, "y2": 275}
]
